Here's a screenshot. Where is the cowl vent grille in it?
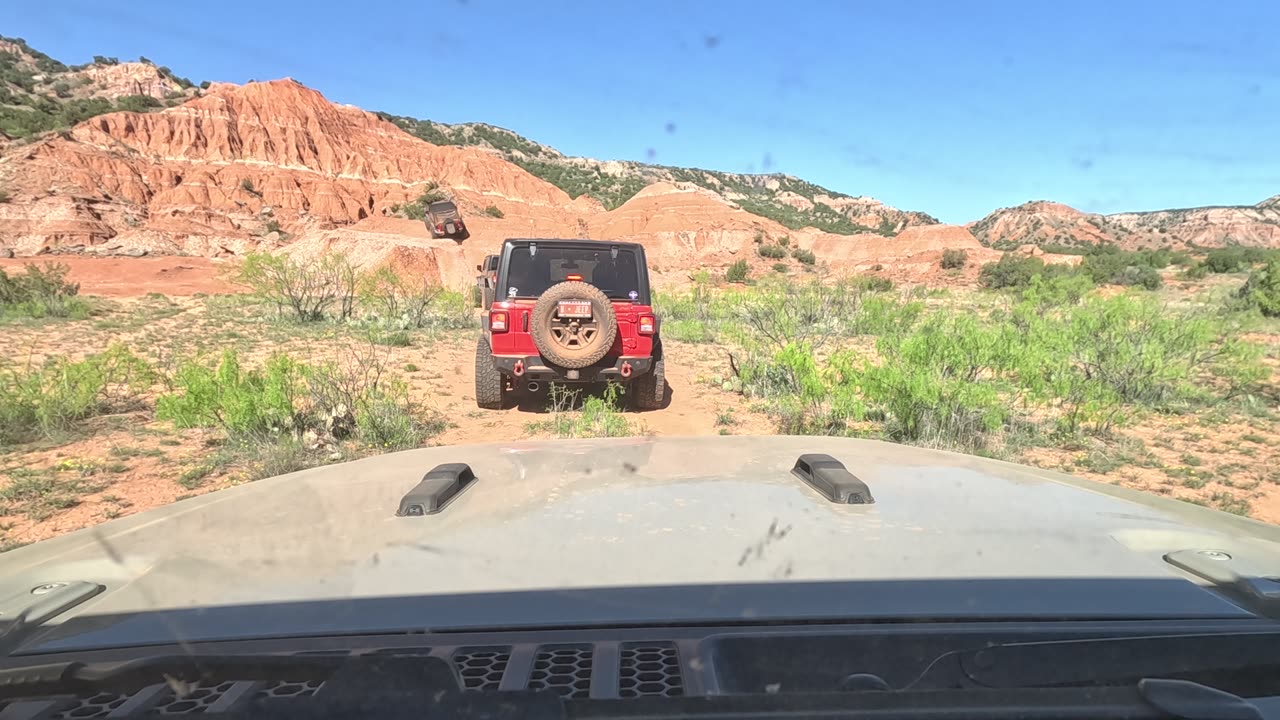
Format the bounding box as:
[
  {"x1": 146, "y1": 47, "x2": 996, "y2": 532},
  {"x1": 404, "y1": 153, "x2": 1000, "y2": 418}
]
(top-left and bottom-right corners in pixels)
[
  {"x1": 528, "y1": 644, "x2": 593, "y2": 698},
  {"x1": 619, "y1": 643, "x2": 684, "y2": 697},
  {"x1": 453, "y1": 647, "x2": 511, "y2": 691}
]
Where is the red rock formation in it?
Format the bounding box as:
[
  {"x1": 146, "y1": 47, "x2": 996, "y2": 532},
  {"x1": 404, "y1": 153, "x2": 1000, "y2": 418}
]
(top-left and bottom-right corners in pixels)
[
  {"x1": 972, "y1": 198, "x2": 1280, "y2": 250},
  {"x1": 0, "y1": 79, "x2": 582, "y2": 257}
]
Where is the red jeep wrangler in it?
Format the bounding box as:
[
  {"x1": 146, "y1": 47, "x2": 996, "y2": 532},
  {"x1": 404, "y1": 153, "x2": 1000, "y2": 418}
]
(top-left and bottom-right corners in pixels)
[{"x1": 475, "y1": 238, "x2": 666, "y2": 410}]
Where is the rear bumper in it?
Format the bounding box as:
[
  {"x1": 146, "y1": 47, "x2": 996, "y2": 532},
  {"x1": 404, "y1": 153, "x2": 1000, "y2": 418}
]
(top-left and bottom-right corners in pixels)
[{"x1": 493, "y1": 355, "x2": 652, "y2": 383}]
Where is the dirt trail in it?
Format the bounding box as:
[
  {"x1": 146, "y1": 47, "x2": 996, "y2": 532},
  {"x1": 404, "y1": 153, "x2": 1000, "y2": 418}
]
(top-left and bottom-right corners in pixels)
[{"x1": 408, "y1": 337, "x2": 773, "y2": 445}]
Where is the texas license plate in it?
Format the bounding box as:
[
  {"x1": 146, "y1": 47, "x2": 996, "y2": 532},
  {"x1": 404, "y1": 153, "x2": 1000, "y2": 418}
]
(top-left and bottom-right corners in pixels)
[
  {"x1": 446, "y1": 223, "x2": 456, "y2": 233},
  {"x1": 557, "y1": 300, "x2": 592, "y2": 318}
]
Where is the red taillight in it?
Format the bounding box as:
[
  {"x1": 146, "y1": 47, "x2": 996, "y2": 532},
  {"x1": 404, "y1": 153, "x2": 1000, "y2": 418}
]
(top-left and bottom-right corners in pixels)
[
  {"x1": 638, "y1": 315, "x2": 655, "y2": 335},
  {"x1": 436, "y1": 223, "x2": 444, "y2": 232},
  {"x1": 566, "y1": 274, "x2": 583, "y2": 281},
  {"x1": 489, "y1": 311, "x2": 508, "y2": 332}
]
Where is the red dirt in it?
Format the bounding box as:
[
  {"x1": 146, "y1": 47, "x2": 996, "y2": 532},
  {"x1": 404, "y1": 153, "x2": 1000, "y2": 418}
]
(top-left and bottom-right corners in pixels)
[{"x1": 0, "y1": 256, "x2": 237, "y2": 296}]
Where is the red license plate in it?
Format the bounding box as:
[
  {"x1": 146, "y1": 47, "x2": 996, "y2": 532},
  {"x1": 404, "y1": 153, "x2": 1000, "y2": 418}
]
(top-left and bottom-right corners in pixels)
[{"x1": 557, "y1": 300, "x2": 592, "y2": 318}]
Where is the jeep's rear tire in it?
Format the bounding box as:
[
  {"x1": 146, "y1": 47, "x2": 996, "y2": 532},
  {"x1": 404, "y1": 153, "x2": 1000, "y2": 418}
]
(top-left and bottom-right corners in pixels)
[
  {"x1": 530, "y1": 281, "x2": 618, "y2": 369},
  {"x1": 632, "y1": 356, "x2": 666, "y2": 410},
  {"x1": 475, "y1": 336, "x2": 505, "y2": 409}
]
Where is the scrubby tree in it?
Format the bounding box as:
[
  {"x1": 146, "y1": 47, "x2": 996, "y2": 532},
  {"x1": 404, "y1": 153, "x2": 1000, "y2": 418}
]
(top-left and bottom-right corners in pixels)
[
  {"x1": 941, "y1": 249, "x2": 968, "y2": 269},
  {"x1": 725, "y1": 259, "x2": 749, "y2": 283}
]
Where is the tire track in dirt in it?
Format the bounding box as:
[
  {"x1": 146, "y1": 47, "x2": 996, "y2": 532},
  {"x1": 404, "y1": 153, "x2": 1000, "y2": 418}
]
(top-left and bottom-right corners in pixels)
[{"x1": 419, "y1": 335, "x2": 774, "y2": 445}]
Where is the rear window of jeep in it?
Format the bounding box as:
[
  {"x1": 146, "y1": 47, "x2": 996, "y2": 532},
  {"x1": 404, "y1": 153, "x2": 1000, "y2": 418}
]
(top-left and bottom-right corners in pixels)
[{"x1": 504, "y1": 247, "x2": 641, "y2": 300}]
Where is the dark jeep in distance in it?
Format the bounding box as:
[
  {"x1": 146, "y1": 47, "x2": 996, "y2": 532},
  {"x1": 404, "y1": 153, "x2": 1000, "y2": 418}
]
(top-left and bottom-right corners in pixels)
[
  {"x1": 475, "y1": 238, "x2": 665, "y2": 410},
  {"x1": 425, "y1": 199, "x2": 469, "y2": 240}
]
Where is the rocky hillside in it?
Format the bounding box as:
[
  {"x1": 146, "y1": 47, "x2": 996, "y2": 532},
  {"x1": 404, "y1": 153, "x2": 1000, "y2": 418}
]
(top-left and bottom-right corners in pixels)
[
  {"x1": 0, "y1": 78, "x2": 583, "y2": 257},
  {"x1": 0, "y1": 37, "x2": 201, "y2": 140},
  {"x1": 971, "y1": 197, "x2": 1280, "y2": 251},
  {"x1": 378, "y1": 114, "x2": 938, "y2": 235}
]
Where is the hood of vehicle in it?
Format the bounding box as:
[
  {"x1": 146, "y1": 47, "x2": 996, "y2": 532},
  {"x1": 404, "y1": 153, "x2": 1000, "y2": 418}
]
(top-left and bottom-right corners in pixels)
[{"x1": 6, "y1": 435, "x2": 1280, "y2": 654}]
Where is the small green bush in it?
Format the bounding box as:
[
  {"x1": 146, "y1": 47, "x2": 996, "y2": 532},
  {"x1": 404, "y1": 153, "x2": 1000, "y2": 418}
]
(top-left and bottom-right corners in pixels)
[
  {"x1": 778, "y1": 236, "x2": 790, "y2": 247},
  {"x1": 0, "y1": 345, "x2": 152, "y2": 445},
  {"x1": 1202, "y1": 247, "x2": 1278, "y2": 274},
  {"x1": 239, "y1": 178, "x2": 257, "y2": 194},
  {"x1": 772, "y1": 262, "x2": 789, "y2": 274},
  {"x1": 1236, "y1": 259, "x2": 1280, "y2": 317},
  {"x1": 1180, "y1": 263, "x2": 1209, "y2": 280},
  {"x1": 725, "y1": 259, "x2": 749, "y2": 283},
  {"x1": 940, "y1": 248, "x2": 968, "y2": 269},
  {"x1": 979, "y1": 253, "x2": 1046, "y2": 289},
  {"x1": 157, "y1": 348, "x2": 435, "y2": 450},
  {"x1": 528, "y1": 384, "x2": 632, "y2": 438},
  {"x1": 357, "y1": 266, "x2": 446, "y2": 329},
  {"x1": 758, "y1": 244, "x2": 787, "y2": 259},
  {"x1": 791, "y1": 248, "x2": 816, "y2": 265},
  {"x1": 0, "y1": 263, "x2": 90, "y2": 319},
  {"x1": 483, "y1": 205, "x2": 504, "y2": 218}
]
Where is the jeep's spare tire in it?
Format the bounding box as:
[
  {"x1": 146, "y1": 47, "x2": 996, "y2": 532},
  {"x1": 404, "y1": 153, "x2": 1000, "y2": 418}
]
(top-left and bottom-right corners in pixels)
[{"x1": 530, "y1": 281, "x2": 618, "y2": 368}]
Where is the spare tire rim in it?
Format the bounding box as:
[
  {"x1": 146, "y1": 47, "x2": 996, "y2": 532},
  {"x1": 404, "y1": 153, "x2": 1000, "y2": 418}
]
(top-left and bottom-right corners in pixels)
[{"x1": 549, "y1": 314, "x2": 601, "y2": 351}]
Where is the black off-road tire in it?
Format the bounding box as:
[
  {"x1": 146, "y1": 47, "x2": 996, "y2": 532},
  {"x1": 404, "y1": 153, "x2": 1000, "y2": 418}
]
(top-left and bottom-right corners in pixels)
[
  {"x1": 530, "y1": 281, "x2": 618, "y2": 369},
  {"x1": 632, "y1": 356, "x2": 666, "y2": 410},
  {"x1": 475, "y1": 336, "x2": 505, "y2": 410}
]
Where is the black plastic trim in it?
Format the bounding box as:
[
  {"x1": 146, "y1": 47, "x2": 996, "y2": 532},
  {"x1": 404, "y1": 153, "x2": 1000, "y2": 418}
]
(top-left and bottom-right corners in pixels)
[
  {"x1": 396, "y1": 464, "x2": 477, "y2": 517},
  {"x1": 791, "y1": 454, "x2": 874, "y2": 505}
]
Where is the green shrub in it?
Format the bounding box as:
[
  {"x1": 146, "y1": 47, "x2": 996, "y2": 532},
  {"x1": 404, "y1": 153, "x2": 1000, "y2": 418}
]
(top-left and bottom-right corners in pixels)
[
  {"x1": 234, "y1": 252, "x2": 358, "y2": 322},
  {"x1": 848, "y1": 274, "x2": 895, "y2": 293},
  {"x1": 1236, "y1": 259, "x2": 1280, "y2": 317},
  {"x1": 1080, "y1": 246, "x2": 1163, "y2": 289},
  {"x1": 778, "y1": 236, "x2": 790, "y2": 247},
  {"x1": 1180, "y1": 263, "x2": 1209, "y2": 280},
  {"x1": 240, "y1": 178, "x2": 257, "y2": 194},
  {"x1": 725, "y1": 259, "x2": 749, "y2": 283},
  {"x1": 156, "y1": 351, "x2": 303, "y2": 437},
  {"x1": 791, "y1": 248, "x2": 816, "y2": 265},
  {"x1": 0, "y1": 345, "x2": 152, "y2": 445},
  {"x1": 772, "y1": 262, "x2": 789, "y2": 274},
  {"x1": 358, "y1": 266, "x2": 445, "y2": 328},
  {"x1": 0, "y1": 263, "x2": 90, "y2": 319},
  {"x1": 979, "y1": 253, "x2": 1046, "y2": 289},
  {"x1": 940, "y1": 248, "x2": 968, "y2": 269},
  {"x1": 157, "y1": 348, "x2": 435, "y2": 450},
  {"x1": 1202, "y1": 247, "x2": 1277, "y2": 274},
  {"x1": 758, "y1": 244, "x2": 787, "y2": 260},
  {"x1": 483, "y1": 205, "x2": 504, "y2": 218},
  {"x1": 528, "y1": 384, "x2": 632, "y2": 438}
]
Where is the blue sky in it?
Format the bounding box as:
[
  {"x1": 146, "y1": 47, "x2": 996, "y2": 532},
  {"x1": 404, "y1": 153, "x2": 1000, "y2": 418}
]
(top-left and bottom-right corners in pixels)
[{"x1": 7, "y1": 1, "x2": 1278, "y2": 223}]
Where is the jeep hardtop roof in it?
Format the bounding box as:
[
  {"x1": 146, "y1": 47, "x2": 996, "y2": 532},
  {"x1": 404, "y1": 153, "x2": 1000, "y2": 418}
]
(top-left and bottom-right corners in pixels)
[{"x1": 500, "y1": 238, "x2": 646, "y2": 252}]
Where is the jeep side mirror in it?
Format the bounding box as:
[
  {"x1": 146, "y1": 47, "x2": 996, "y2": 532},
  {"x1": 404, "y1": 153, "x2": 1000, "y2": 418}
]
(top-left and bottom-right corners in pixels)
[{"x1": 476, "y1": 264, "x2": 482, "y2": 272}]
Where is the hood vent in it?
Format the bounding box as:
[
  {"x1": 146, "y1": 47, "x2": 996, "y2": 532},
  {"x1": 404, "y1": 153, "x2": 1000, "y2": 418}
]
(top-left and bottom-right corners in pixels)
[
  {"x1": 396, "y1": 463, "x2": 477, "y2": 516},
  {"x1": 791, "y1": 454, "x2": 874, "y2": 505}
]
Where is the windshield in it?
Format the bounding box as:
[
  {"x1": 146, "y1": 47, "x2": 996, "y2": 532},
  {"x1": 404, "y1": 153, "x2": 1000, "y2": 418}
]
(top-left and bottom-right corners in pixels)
[
  {"x1": 3, "y1": 0, "x2": 1280, "y2": 684},
  {"x1": 502, "y1": 246, "x2": 644, "y2": 300}
]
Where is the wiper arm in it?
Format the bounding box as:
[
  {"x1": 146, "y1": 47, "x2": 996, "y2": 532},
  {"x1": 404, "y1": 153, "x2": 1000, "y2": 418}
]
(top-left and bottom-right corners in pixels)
[{"x1": 913, "y1": 631, "x2": 1280, "y2": 692}]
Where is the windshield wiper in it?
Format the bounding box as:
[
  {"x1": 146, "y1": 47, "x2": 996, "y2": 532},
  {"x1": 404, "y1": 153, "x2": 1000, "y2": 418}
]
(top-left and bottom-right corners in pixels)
[{"x1": 912, "y1": 631, "x2": 1280, "y2": 694}]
